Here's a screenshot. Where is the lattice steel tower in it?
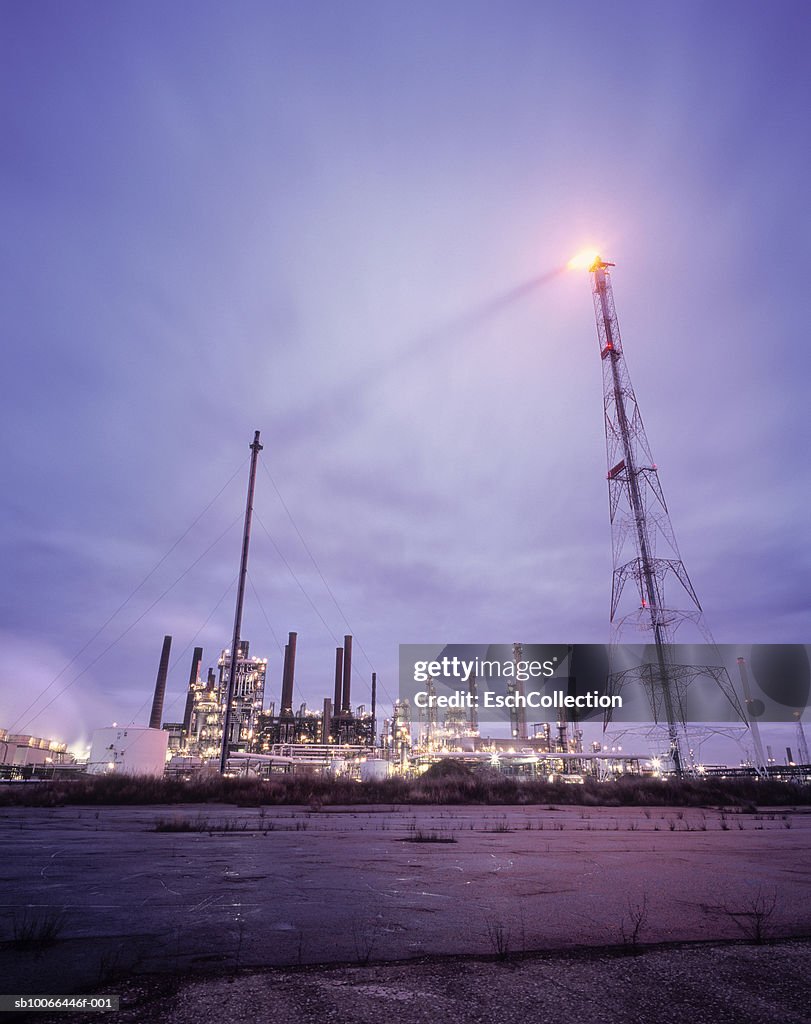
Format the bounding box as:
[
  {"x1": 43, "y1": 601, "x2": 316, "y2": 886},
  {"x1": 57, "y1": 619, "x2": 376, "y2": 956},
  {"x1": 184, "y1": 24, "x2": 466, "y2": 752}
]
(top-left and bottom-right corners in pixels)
[{"x1": 588, "y1": 257, "x2": 743, "y2": 774}]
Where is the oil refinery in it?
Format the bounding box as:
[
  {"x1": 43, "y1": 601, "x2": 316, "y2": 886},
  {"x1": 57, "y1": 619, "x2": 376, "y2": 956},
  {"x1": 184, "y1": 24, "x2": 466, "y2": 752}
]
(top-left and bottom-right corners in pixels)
[{"x1": 3, "y1": 258, "x2": 809, "y2": 787}]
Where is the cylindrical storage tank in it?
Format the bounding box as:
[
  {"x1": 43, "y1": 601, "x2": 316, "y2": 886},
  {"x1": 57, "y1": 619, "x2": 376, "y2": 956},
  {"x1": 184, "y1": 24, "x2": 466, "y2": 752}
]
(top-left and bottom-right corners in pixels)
[
  {"x1": 359, "y1": 759, "x2": 390, "y2": 782},
  {"x1": 328, "y1": 758, "x2": 347, "y2": 777}
]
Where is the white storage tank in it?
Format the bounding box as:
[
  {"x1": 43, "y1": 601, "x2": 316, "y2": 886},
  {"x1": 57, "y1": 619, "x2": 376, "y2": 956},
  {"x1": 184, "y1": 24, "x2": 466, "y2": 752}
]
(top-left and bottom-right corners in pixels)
[
  {"x1": 360, "y1": 758, "x2": 390, "y2": 782},
  {"x1": 88, "y1": 727, "x2": 168, "y2": 777}
]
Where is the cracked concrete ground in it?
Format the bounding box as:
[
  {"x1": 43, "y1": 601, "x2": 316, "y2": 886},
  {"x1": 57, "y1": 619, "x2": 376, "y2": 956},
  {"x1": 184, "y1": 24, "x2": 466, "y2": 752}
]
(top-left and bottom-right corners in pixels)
[{"x1": 2, "y1": 802, "x2": 809, "y2": 1017}]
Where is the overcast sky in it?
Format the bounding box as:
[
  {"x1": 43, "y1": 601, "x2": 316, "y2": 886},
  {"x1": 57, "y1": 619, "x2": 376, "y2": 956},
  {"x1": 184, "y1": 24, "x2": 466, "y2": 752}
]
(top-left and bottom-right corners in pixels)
[{"x1": 2, "y1": 1, "x2": 809, "y2": 759}]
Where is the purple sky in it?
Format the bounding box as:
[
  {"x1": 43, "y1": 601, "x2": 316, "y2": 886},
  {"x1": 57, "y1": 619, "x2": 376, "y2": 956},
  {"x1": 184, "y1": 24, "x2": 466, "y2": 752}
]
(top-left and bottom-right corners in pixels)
[{"x1": 2, "y1": 2, "x2": 809, "y2": 758}]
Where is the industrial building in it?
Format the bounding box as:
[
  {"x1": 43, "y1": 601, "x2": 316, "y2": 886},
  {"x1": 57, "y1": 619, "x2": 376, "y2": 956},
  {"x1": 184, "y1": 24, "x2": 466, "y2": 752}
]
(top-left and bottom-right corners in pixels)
[
  {"x1": 177, "y1": 641, "x2": 267, "y2": 758},
  {"x1": 1, "y1": 249, "x2": 807, "y2": 797},
  {"x1": 0, "y1": 729, "x2": 71, "y2": 769},
  {"x1": 156, "y1": 630, "x2": 377, "y2": 773},
  {"x1": 17, "y1": 252, "x2": 809, "y2": 785}
]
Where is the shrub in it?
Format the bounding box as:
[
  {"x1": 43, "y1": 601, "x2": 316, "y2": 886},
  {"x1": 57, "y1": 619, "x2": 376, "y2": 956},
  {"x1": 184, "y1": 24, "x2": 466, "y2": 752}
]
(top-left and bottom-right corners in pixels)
[{"x1": 0, "y1": 772, "x2": 808, "y2": 808}]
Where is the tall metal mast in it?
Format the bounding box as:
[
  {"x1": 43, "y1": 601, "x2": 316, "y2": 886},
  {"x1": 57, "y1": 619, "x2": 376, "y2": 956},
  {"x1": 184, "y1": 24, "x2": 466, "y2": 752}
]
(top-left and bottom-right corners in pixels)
[
  {"x1": 736, "y1": 657, "x2": 768, "y2": 775},
  {"x1": 588, "y1": 258, "x2": 743, "y2": 773},
  {"x1": 219, "y1": 430, "x2": 263, "y2": 774}
]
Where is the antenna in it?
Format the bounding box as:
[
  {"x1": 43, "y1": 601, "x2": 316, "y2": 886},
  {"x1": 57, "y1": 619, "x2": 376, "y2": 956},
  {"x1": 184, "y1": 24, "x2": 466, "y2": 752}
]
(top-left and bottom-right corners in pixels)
[
  {"x1": 219, "y1": 431, "x2": 263, "y2": 773},
  {"x1": 587, "y1": 259, "x2": 744, "y2": 773}
]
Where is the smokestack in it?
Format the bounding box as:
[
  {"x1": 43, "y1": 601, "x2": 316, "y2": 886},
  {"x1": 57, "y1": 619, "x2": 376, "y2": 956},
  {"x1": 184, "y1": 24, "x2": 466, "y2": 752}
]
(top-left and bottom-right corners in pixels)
[
  {"x1": 181, "y1": 646, "x2": 203, "y2": 735},
  {"x1": 333, "y1": 647, "x2": 344, "y2": 713},
  {"x1": 342, "y1": 635, "x2": 353, "y2": 714},
  {"x1": 281, "y1": 632, "x2": 297, "y2": 715},
  {"x1": 322, "y1": 698, "x2": 332, "y2": 743},
  {"x1": 149, "y1": 635, "x2": 172, "y2": 730},
  {"x1": 280, "y1": 644, "x2": 290, "y2": 714},
  {"x1": 371, "y1": 672, "x2": 377, "y2": 748}
]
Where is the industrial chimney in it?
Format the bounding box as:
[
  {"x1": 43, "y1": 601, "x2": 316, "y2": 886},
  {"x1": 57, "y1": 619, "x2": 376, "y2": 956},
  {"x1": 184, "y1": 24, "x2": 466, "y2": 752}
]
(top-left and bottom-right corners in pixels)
[
  {"x1": 322, "y1": 697, "x2": 332, "y2": 743},
  {"x1": 333, "y1": 647, "x2": 344, "y2": 715},
  {"x1": 181, "y1": 646, "x2": 203, "y2": 736},
  {"x1": 280, "y1": 644, "x2": 290, "y2": 711},
  {"x1": 149, "y1": 635, "x2": 172, "y2": 730},
  {"x1": 371, "y1": 672, "x2": 377, "y2": 747},
  {"x1": 280, "y1": 632, "x2": 297, "y2": 716},
  {"x1": 341, "y1": 634, "x2": 353, "y2": 714}
]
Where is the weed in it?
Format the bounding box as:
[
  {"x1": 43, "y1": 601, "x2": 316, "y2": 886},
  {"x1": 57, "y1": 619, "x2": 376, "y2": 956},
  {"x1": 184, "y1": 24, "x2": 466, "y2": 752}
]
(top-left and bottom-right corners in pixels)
[
  {"x1": 723, "y1": 888, "x2": 778, "y2": 943},
  {"x1": 404, "y1": 830, "x2": 457, "y2": 843},
  {"x1": 484, "y1": 918, "x2": 512, "y2": 960},
  {"x1": 96, "y1": 942, "x2": 147, "y2": 985},
  {"x1": 3, "y1": 771, "x2": 810, "y2": 810},
  {"x1": 350, "y1": 916, "x2": 380, "y2": 965},
  {"x1": 153, "y1": 815, "x2": 252, "y2": 833},
  {"x1": 619, "y1": 895, "x2": 648, "y2": 953},
  {"x1": 153, "y1": 815, "x2": 210, "y2": 832},
  {"x1": 11, "y1": 908, "x2": 67, "y2": 949},
  {"x1": 295, "y1": 929, "x2": 306, "y2": 965}
]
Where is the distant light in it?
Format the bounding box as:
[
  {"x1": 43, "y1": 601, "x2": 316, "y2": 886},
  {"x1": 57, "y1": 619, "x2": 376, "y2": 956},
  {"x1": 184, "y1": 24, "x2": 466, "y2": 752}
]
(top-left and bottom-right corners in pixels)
[{"x1": 567, "y1": 249, "x2": 601, "y2": 271}]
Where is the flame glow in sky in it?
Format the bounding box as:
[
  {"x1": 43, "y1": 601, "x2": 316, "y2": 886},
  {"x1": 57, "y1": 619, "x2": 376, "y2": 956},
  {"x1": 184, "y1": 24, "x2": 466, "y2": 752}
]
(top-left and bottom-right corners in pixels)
[{"x1": 567, "y1": 249, "x2": 602, "y2": 271}]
